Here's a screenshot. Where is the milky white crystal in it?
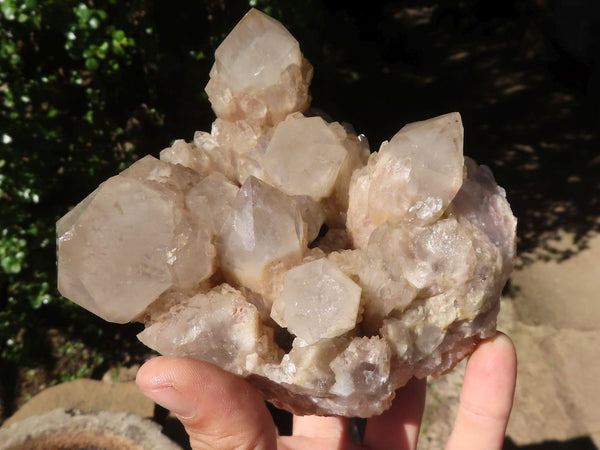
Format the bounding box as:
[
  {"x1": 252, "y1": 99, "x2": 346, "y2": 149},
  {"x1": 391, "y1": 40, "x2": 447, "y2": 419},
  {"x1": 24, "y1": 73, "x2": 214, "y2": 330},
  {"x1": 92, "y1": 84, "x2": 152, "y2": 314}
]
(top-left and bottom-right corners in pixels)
[
  {"x1": 57, "y1": 8, "x2": 516, "y2": 418},
  {"x1": 57, "y1": 156, "x2": 215, "y2": 323},
  {"x1": 271, "y1": 258, "x2": 362, "y2": 345},
  {"x1": 185, "y1": 171, "x2": 239, "y2": 234},
  {"x1": 138, "y1": 285, "x2": 281, "y2": 375},
  {"x1": 263, "y1": 115, "x2": 350, "y2": 200},
  {"x1": 218, "y1": 176, "x2": 306, "y2": 295},
  {"x1": 347, "y1": 112, "x2": 464, "y2": 248},
  {"x1": 205, "y1": 9, "x2": 313, "y2": 125}
]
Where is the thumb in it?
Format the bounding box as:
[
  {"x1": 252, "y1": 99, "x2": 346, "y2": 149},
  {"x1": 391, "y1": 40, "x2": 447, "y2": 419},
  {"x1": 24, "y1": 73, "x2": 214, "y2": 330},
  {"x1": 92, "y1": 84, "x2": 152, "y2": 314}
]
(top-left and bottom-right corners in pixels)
[{"x1": 136, "y1": 356, "x2": 278, "y2": 450}]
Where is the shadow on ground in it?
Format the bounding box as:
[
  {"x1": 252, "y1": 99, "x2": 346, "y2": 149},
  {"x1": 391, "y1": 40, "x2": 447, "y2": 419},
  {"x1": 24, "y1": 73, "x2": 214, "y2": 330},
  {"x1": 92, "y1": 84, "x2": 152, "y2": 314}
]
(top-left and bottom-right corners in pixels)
[
  {"x1": 149, "y1": 1, "x2": 600, "y2": 268},
  {"x1": 299, "y1": 0, "x2": 600, "y2": 265},
  {"x1": 152, "y1": 0, "x2": 600, "y2": 265},
  {"x1": 505, "y1": 436, "x2": 599, "y2": 449}
]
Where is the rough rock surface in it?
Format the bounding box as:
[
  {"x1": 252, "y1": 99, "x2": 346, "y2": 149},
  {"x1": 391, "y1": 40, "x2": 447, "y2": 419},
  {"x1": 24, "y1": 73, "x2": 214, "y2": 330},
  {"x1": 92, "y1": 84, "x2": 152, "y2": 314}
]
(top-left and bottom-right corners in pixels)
[
  {"x1": 56, "y1": 8, "x2": 516, "y2": 417},
  {"x1": 0, "y1": 409, "x2": 180, "y2": 450}
]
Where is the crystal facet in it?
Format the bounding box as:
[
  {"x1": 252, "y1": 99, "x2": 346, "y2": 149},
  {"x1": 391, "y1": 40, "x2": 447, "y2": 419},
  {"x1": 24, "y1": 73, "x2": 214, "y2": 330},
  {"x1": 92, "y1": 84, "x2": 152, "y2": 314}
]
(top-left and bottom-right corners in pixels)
[
  {"x1": 205, "y1": 9, "x2": 313, "y2": 125},
  {"x1": 271, "y1": 258, "x2": 362, "y2": 345},
  {"x1": 218, "y1": 176, "x2": 305, "y2": 295},
  {"x1": 57, "y1": 9, "x2": 516, "y2": 418},
  {"x1": 263, "y1": 115, "x2": 349, "y2": 200},
  {"x1": 347, "y1": 112, "x2": 464, "y2": 248},
  {"x1": 57, "y1": 156, "x2": 215, "y2": 323}
]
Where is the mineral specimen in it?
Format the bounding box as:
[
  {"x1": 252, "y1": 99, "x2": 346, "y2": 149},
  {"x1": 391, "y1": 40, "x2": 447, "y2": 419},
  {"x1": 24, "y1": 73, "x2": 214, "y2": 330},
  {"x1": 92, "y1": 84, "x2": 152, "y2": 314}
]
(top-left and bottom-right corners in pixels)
[{"x1": 56, "y1": 8, "x2": 516, "y2": 417}]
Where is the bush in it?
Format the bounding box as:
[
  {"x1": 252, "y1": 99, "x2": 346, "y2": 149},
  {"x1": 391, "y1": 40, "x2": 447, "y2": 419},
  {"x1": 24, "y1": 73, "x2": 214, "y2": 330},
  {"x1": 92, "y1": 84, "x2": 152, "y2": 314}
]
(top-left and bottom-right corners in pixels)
[
  {"x1": 0, "y1": 0, "x2": 332, "y2": 416},
  {"x1": 1, "y1": 0, "x2": 158, "y2": 365}
]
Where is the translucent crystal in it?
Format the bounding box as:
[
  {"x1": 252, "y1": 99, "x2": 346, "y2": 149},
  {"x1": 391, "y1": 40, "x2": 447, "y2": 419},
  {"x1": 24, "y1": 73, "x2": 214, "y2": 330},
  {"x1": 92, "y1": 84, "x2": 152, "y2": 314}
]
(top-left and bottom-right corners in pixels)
[
  {"x1": 271, "y1": 258, "x2": 362, "y2": 345},
  {"x1": 137, "y1": 285, "x2": 280, "y2": 375},
  {"x1": 274, "y1": 334, "x2": 353, "y2": 393},
  {"x1": 291, "y1": 195, "x2": 325, "y2": 243},
  {"x1": 205, "y1": 9, "x2": 313, "y2": 125},
  {"x1": 214, "y1": 10, "x2": 300, "y2": 91},
  {"x1": 347, "y1": 113, "x2": 464, "y2": 248},
  {"x1": 219, "y1": 176, "x2": 306, "y2": 295},
  {"x1": 57, "y1": 156, "x2": 215, "y2": 323},
  {"x1": 380, "y1": 112, "x2": 464, "y2": 214},
  {"x1": 262, "y1": 115, "x2": 350, "y2": 200},
  {"x1": 160, "y1": 137, "x2": 239, "y2": 183},
  {"x1": 56, "y1": 9, "x2": 517, "y2": 418},
  {"x1": 159, "y1": 139, "x2": 208, "y2": 175},
  {"x1": 186, "y1": 172, "x2": 238, "y2": 233},
  {"x1": 331, "y1": 337, "x2": 391, "y2": 394}
]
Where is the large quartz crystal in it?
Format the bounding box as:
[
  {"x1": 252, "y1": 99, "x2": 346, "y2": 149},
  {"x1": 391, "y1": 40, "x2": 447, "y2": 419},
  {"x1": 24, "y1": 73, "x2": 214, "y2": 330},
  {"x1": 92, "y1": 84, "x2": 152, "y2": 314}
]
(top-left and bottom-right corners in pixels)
[
  {"x1": 205, "y1": 8, "x2": 313, "y2": 126},
  {"x1": 56, "y1": 9, "x2": 516, "y2": 417}
]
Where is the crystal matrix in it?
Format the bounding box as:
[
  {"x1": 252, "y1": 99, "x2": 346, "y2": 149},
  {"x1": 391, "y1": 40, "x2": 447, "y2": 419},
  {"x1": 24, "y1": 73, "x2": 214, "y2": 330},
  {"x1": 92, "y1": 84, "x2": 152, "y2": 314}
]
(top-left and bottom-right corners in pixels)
[{"x1": 57, "y1": 9, "x2": 516, "y2": 417}]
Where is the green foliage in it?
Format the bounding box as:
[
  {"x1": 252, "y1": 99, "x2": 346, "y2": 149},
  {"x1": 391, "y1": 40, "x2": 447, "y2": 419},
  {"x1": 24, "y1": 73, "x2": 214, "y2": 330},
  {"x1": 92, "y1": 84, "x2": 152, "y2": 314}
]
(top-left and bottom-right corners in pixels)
[
  {"x1": 0, "y1": 0, "x2": 332, "y2": 418},
  {"x1": 0, "y1": 0, "x2": 161, "y2": 366},
  {"x1": 55, "y1": 340, "x2": 105, "y2": 383},
  {"x1": 0, "y1": 0, "x2": 328, "y2": 367}
]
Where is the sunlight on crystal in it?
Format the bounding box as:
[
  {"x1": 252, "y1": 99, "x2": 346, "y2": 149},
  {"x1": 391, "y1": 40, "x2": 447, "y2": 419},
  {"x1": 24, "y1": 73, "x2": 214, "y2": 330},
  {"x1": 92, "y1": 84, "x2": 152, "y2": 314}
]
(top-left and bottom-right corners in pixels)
[{"x1": 57, "y1": 8, "x2": 516, "y2": 418}]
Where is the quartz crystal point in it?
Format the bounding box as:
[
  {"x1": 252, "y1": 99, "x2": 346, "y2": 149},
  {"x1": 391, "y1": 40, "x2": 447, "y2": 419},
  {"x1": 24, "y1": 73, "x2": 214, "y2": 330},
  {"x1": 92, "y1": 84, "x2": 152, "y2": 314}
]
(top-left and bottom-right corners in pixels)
[
  {"x1": 271, "y1": 258, "x2": 362, "y2": 345},
  {"x1": 263, "y1": 115, "x2": 353, "y2": 201},
  {"x1": 347, "y1": 112, "x2": 464, "y2": 248},
  {"x1": 56, "y1": 9, "x2": 517, "y2": 418},
  {"x1": 57, "y1": 156, "x2": 215, "y2": 323},
  {"x1": 218, "y1": 176, "x2": 306, "y2": 296},
  {"x1": 205, "y1": 9, "x2": 313, "y2": 125}
]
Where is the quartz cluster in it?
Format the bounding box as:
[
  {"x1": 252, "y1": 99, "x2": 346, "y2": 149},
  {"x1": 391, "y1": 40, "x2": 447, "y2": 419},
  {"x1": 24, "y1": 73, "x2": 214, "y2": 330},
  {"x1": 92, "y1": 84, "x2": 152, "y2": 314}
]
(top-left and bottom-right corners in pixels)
[{"x1": 56, "y1": 9, "x2": 516, "y2": 417}]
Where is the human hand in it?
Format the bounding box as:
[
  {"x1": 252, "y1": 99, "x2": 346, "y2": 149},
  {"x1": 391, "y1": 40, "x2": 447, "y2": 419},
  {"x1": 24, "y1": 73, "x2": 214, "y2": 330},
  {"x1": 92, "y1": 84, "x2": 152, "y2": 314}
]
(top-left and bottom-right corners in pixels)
[{"x1": 136, "y1": 332, "x2": 516, "y2": 450}]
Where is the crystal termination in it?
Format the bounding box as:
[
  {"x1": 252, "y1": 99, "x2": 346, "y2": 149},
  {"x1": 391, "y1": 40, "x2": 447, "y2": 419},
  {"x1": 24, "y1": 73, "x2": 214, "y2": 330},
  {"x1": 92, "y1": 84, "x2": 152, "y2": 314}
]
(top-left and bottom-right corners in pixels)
[{"x1": 57, "y1": 9, "x2": 516, "y2": 417}]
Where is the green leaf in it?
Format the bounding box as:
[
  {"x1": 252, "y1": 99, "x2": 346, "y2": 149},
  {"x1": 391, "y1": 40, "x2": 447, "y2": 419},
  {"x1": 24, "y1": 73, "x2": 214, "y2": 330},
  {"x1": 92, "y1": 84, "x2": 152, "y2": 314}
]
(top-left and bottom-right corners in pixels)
[
  {"x1": 112, "y1": 29, "x2": 125, "y2": 41},
  {"x1": 1, "y1": 256, "x2": 21, "y2": 274},
  {"x1": 85, "y1": 57, "x2": 99, "y2": 71},
  {"x1": 97, "y1": 41, "x2": 109, "y2": 59},
  {"x1": 1, "y1": 4, "x2": 16, "y2": 21}
]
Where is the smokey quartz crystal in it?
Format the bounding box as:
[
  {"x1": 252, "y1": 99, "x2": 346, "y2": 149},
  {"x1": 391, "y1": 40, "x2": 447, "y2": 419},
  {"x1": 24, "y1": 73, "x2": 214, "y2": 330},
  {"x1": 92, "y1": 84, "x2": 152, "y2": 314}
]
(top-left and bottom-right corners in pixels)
[{"x1": 56, "y1": 9, "x2": 516, "y2": 417}]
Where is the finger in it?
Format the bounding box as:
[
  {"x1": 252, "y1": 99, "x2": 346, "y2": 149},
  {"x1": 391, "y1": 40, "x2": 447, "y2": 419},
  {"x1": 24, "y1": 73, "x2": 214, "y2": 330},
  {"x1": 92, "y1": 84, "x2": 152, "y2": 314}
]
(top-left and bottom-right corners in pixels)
[
  {"x1": 292, "y1": 415, "x2": 348, "y2": 439},
  {"x1": 363, "y1": 376, "x2": 427, "y2": 450},
  {"x1": 277, "y1": 415, "x2": 353, "y2": 450},
  {"x1": 136, "y1": 356, "x2": 277, "y2": 450},
  {"x1": 446, "y1": 332, "x2": 517, "y2": 450}
]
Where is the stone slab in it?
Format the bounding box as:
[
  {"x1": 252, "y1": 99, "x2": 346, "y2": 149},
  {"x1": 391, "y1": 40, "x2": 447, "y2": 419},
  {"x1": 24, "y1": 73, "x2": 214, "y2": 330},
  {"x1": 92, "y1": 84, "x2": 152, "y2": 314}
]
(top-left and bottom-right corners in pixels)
[
  {"x1": 2, "y1": 378, "x2": 154, "y2": 428},
  {"x1": 511, "y1": 232, "x2": 600, "y2": 331},
  {"x1": 0, "y1": 409, "x2": 180, "y2": 450}
]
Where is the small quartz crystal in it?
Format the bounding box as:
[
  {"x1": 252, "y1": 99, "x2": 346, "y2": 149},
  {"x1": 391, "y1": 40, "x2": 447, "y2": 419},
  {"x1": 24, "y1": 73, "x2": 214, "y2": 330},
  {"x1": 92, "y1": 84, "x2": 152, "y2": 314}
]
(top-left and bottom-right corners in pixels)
[
  {"x1": 137, "y1": 285, "x2": 281, "y2": 375},
  {"x1": 57, "y1": 9, "x2": 516, "y2": 417},
  {"x1": 263, "y1": 115, "x2": 351, "y2": 200},
  {"x1": 271, "y1": 258, "x2": 362, "y2": 345}
]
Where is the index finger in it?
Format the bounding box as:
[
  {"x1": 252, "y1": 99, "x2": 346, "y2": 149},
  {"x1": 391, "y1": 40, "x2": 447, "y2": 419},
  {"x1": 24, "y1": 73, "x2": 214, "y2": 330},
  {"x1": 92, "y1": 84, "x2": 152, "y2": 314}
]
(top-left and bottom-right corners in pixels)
[{"x1": 446, "y1": 332, "x2": 517, "y2": 450}]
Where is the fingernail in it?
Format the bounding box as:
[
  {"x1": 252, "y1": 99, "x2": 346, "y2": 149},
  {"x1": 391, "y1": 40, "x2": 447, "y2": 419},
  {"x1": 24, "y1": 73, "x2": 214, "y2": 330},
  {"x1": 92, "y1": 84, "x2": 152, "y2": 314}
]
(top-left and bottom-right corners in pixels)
[{"x1": 139, "y1": 387, "x2": 196, "y2": 419}]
